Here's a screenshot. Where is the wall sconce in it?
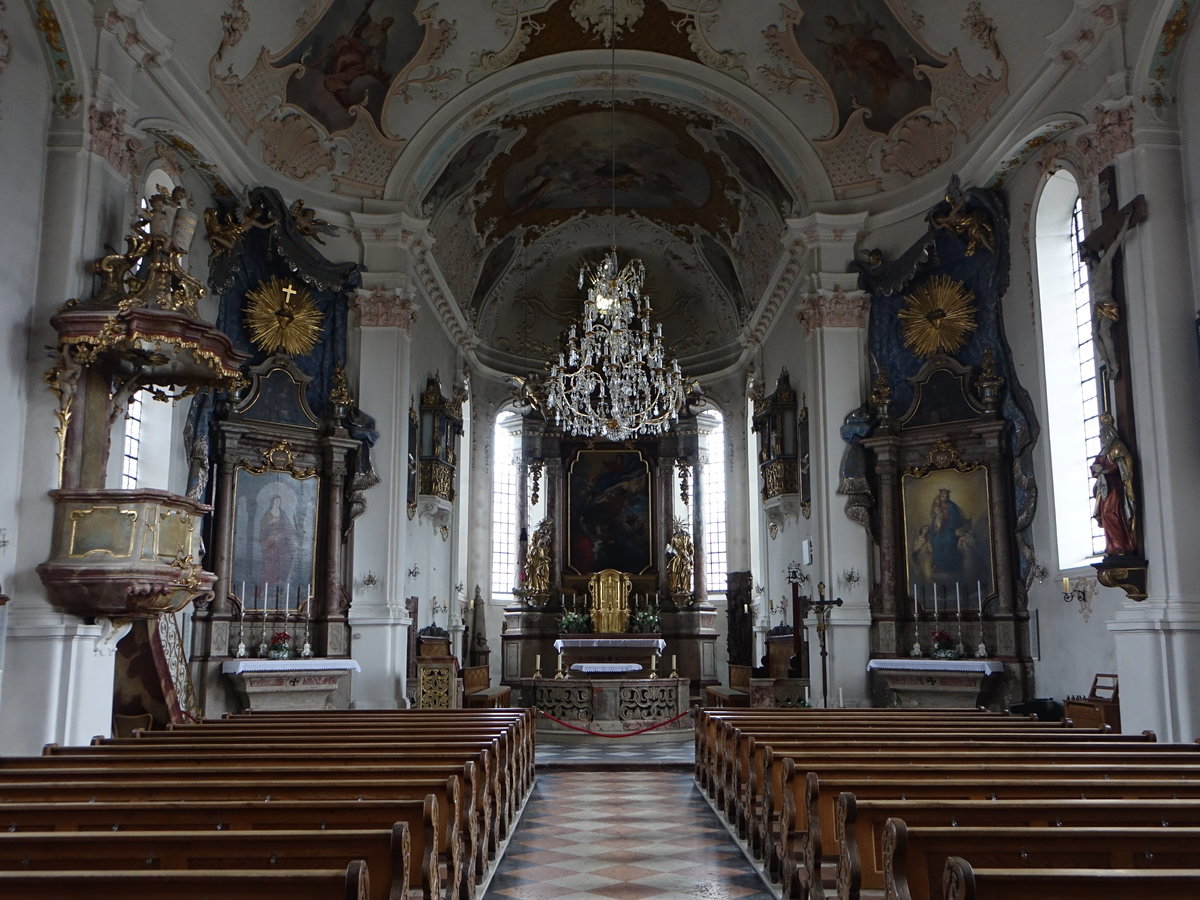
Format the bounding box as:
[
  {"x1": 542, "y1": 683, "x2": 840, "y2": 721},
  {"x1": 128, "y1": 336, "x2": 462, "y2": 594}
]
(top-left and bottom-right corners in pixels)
[
  {"x1": 407, "y1": 564, "x2": 420, "y2": 579},
  {"x1": 840, "y1": 568, "x2": 861, "y2": 587},
  {"x1": 430, "y1": 595, "x2": 448, "y2": 615},
  {"x1": 1062, "y1": 577, "x2": 1086, "y2": 603},
  {"x1": 1030, "y1": 562, "x2": 1048, "y2": 584},
  {"x1": 785, "y1": 560, "x2": 808, "y2": 585},
  {"x1": 360, "y1": 571, "x2": 379, "y2": 588}
]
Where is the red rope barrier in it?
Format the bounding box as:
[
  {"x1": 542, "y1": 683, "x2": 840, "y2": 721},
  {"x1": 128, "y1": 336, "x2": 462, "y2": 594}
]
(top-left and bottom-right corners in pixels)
[{"x1": 536, "y1": 706, "x2": 695, "y2": 737}]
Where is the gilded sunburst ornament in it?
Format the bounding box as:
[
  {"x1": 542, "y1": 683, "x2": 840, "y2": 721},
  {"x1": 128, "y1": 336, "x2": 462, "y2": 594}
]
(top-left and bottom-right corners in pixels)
[
  {"x1": 898, "y1": 275, "x2": 977, "y2": 358},
  {"x1": 244, "y1": 276, "x2": 323, "y2": 356}
]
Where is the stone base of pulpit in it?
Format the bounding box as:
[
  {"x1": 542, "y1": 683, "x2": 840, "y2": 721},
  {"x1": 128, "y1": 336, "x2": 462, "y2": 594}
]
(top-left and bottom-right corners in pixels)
[
  {"x1": 867, "y1": 658, "x2": 1004, "y2": 708},
  {"x1": 221, "y1": 659, "x2": 360, "y2": 711}
]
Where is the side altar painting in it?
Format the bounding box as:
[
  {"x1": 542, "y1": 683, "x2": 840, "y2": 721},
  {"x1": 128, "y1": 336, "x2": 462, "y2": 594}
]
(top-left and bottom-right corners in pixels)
[
  {"x1": 567, "y1": 449, "x2": 652, "y2": 576},
  {"x1": 902, "y1": 465, "x2": 993, "y2": 609},
  {"x1": 231, "y1": 468, "x2": 320, "y2": 612}
]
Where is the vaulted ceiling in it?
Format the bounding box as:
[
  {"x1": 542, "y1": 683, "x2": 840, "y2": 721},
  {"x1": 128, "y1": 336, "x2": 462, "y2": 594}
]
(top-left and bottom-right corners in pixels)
[{"x1": 137, "y1": 0, "x2": 1098, "y2": 377}]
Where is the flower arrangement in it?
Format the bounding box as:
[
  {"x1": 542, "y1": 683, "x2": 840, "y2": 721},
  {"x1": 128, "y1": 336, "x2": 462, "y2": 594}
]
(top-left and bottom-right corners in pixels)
[
  {"x1": 628, "y1": 605, "x2": 660, "y2": 634},
  {"x1": 929, "y1": 628, "x2": 961, "y2": 659},
  {"x1": 267, "y1": 630, "x2": 292, "y2": 659},
  {"x1": 557, "y1": 610, "x2": 592, "y2": 634}
]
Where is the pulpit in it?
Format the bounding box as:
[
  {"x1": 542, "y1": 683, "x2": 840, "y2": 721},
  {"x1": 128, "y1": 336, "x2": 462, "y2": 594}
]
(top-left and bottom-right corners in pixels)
[{"x1": 589, "y1": 569, "x2": 631, "y2": 634}]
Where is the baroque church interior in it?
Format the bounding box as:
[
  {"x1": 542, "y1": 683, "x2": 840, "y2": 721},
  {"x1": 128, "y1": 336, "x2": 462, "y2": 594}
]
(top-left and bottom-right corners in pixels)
[{"x1": 3, "y1": 1, "x2": 1200, "y2": 896}]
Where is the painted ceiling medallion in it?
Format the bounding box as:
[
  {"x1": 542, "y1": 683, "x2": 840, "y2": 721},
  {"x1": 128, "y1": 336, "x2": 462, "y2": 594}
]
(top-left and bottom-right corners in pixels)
[
  {"x1": 898, "y1": 274, "x2": 976, "y2": 358},
  {"x1": 245, "y1": 277, "x2": 323, "y2": 356}
]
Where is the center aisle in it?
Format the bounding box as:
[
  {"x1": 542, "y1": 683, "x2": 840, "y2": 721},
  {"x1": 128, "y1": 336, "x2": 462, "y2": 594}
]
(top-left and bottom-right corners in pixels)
[{"x1": 484, "y1": 767, "x2": 776, "y2": 899}]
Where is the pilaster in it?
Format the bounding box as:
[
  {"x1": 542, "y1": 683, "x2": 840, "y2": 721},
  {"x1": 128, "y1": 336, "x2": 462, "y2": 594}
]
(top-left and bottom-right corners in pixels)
[{"x1": 1105, "y1": 127, "x2": 1200, "y2": 739}]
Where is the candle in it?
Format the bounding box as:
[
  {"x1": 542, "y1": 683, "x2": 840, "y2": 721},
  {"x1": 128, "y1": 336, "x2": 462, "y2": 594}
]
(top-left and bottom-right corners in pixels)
[
  {"x1": 839, "y1": 687, "x2": 844, "y2": 708},
  {"x1": 1062, "y1": 576, "x2": 1070, "y2": 594},
  {"x1": 264, "y1": 583, "x2": 270, "y2": 611},
  {"x1": 913, "y1": 584, "x2": 918, "y2": 618},
  {"x1": 671, "y1": 654, "x2": 677, "y2": 671},
  {"x1": 535, "y1": 654, "x2": 541, "y2": 671},
  {"x1": 956, "y1": 583, "x2": 962, "y2": 619},
  {"x1": 932, "y1": 583, "x2": 938, "y2": 613},
  {"x1": 978, "y1": 581, "x2": 984, "y2": 619}
]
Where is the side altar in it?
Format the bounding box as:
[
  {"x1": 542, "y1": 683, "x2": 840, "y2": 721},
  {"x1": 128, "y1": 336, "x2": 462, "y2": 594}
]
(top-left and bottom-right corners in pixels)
[{"x1": 867, "y1": 658, "x2": 1005, "y2": 709}]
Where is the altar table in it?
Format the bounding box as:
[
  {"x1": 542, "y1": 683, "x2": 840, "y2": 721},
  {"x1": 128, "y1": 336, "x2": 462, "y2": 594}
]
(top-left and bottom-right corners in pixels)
[
  {"x1": 867, "y1": 658, "x2": 1004, "y2": 709},
  {"x1": 524, "y1": 676, "x2": 690, "y2": 737},
  {"x1": 221, "y1": 658, "x2": 360, "y2": 711}
]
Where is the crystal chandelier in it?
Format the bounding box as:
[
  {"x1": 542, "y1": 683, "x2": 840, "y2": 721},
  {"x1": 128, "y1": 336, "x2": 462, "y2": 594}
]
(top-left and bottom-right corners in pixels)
[
  {"x1": 541, "y1": 0, "x2": 687, "y2": 441},
  {"x1": 545, "y1": 247, "x2": 685, "y2": 441}
]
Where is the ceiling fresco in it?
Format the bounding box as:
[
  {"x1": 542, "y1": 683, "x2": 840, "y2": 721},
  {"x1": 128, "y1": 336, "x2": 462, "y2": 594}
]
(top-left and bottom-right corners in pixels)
[{"x1": 181, "y1": 0, "x2": 1085, "y2": 377}]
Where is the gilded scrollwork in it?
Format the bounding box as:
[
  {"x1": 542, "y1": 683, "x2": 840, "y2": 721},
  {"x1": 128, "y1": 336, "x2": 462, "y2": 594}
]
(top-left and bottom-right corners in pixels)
[
  {"x1": 903, "y1": 439, "x2": 982, "y2": 478},
  {"x1": 242, "y1": 440, "x2": 319, "y2": 479}
]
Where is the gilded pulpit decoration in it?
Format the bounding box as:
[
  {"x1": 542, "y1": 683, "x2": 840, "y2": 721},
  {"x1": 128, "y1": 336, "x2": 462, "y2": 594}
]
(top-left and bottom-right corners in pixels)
[
  {"x1": 245, "y1": 276, "x2": 324, "y2": 356},
  {"x1": 898, "y1": 275, "x2": 977, "y2": 358}
]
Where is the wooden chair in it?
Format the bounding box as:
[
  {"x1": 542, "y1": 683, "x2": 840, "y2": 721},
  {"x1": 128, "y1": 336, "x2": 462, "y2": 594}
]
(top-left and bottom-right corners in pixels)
[{"x1": 1064, "y1": 672, "x2": 1120, "y2": 731}]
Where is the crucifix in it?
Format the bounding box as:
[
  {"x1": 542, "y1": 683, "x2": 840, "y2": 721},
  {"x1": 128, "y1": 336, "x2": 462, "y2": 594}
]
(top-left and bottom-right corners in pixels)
[{"x1": 1078, "y1": 168, "x2": 1147, "y2": 408}]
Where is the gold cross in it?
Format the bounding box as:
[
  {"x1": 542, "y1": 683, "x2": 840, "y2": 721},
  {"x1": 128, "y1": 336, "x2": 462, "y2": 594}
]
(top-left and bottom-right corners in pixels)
[{"x1": 280, "y1": 283, "x2": 297, "y2": 306}]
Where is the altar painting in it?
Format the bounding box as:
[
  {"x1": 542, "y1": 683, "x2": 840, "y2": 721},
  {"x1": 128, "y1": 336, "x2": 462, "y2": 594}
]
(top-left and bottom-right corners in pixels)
[
  {"x1": 231, "y1": 468, "x2": 320, "y2": 611},
  {"x1": 567, "y1": 449, "x2": 652, "y2": 575},
  {"x1": 902, "y1": 465, "x2": 993, "y2": 608}
]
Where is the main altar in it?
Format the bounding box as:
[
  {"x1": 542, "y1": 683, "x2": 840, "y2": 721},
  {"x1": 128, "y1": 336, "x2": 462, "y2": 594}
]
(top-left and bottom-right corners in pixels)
[{"x1": 499, "y1": 425, "x2": 721, "y2": 708}]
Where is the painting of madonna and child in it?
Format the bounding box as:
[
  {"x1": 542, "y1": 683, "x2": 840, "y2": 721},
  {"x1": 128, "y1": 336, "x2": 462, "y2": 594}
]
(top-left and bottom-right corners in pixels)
[
  {"x1": 902, "y1": 466, "x2": 994, "y2": 615},
  {"x1": 230, "y1": 469, "x2": 320, "y2": 615}
]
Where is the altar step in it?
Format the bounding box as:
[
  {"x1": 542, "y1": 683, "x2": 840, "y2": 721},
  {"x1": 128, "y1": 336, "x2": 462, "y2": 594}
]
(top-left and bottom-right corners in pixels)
[
  {"x1": 536, "y1": 736, "x2": 694, "y2": 770},
  {"x1": 485, "y1": 769, "x2": 775, "y2": 899}
]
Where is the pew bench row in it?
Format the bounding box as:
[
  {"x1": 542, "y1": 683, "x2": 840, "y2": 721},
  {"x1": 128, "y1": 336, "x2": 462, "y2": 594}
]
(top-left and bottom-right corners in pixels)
[{"x1": 694, "y1": 708, "x2": 1200, "y2": 900}]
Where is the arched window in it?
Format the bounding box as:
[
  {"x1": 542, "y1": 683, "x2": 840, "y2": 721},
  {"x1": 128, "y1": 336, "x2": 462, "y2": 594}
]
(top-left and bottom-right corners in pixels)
[
  {"x1": 698, "y1": 409, "x2": 728, "y2": 593},
  {"x1": 1035, "y1": 170, "x2": 1105, "y2": 565},
  {"x1": 490, "y1": 410, "x2": 522, "y2": 603}
]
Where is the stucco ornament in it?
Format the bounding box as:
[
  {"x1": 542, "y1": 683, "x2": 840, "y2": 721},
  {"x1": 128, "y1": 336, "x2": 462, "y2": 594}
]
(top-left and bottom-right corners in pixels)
[{"x1": 570, "y1": 0, "x2": 645, "y2": 46}]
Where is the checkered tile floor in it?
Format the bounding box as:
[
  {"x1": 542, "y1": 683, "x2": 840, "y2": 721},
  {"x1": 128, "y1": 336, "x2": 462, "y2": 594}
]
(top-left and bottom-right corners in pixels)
[
  {"x1": 535, "y1": 737, "x2": 695, "y2": 768},
  {"x1": 485, "y1": 769, "x2": 776, "y2": 900}
]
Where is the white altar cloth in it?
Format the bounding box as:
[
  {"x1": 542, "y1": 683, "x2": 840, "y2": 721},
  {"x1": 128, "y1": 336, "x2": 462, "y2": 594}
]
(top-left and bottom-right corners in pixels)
[
  {"x1": 866, "y1": 658, "x2": 1003, "y2": 675},
  {"x1": 554, "y1": 637, "x2": 665, "y2": 653},
  {"x1": 570, "y1": 662, "x2": 643, "y2": 674},
  {"x1": 222, "y1": 658, "x2": 361, "y2": 674}
]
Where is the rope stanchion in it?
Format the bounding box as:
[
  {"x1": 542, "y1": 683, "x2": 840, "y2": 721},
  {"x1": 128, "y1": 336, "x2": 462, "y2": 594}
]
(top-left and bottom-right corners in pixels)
[{"x1": 535, "y1": 705, "x2": 695, "y2": 738}]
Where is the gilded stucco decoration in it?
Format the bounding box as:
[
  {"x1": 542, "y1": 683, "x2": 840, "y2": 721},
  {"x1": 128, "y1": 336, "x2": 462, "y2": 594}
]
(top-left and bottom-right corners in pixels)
[
  {"x1": 34, "y1": 0, "x2": 80, "y2": 116},
  {"x1": 898, "y1": 275, "x2": 977, "y2": 358}
]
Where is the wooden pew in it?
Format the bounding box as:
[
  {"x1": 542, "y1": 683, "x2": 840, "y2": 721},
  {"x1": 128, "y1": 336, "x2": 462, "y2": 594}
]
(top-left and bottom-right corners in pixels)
[
  {"x1": 124, "y1": 722, "x2": 529, "y2": 830},
  {"x1": 0, "y1": 774, "x2": 467, "y2": 900},
  {"x1": 941, "y1": 855, "x2": 1200, "y2": 900},
  {"x1": 0, "y1": 797, "x2": 437, "y2": 900},
  {"x1": 838, "y1": 794, "x2": 1200, "y2": 899},
  {"x1": 0, "y1": 859, "x2": 370, "y2": 900},
  {"x1": 885, "y1": 818, "x2": 1200, "y2": 900},
  {"x1": 705, "y1": 664, "x2": 752, "y2": 706},
  {"x1": 743, "y1": 737, "x2": 1200, "y2": 861},
  {"x1": 784, "y1": 767, "x2": 1200, "y2": 900},
  {"x1": 39, "y1": 743, "x2": 502, "y2": 870},
  {"x1": 461, "y1": 667, "x2": 512, "y2": 708},
  {"x1": 0, "y1": 826, "x2": 408, "y2": 900}
]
